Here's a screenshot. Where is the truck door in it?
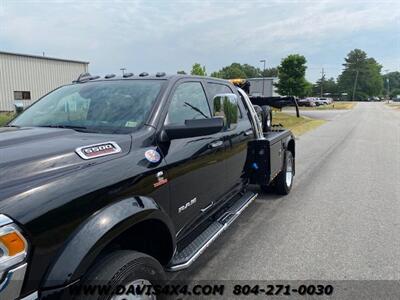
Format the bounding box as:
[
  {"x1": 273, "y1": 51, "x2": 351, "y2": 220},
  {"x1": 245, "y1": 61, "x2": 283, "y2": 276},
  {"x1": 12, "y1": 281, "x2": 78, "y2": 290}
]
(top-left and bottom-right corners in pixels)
[
  {"x1": 207, "y1": 82, "x2": 254, "y2": 197},
  {"x1": 158, "y1": 80, "x2": 226, "y2": 234},
  {"x1": 223, "y1": 96, "x2": 254, "y2": 194}
]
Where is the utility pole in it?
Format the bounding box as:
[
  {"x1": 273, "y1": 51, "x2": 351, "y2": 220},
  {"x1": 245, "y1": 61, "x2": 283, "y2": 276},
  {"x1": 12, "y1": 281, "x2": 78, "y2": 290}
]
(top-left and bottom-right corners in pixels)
[
  {"x1": 260, "y1": 59, "x2": 266, "y2": 96},
  {"x1": 384, "y1": 69, "x2": 390, "y2": 101},
  {"x1": 352, "y1": 69, "x2": 359, "y2": 101},
  {"x1": 387, "y1": 78, "x2": 390, "y2": 98},
  {"x1": 320, "y1": 68, "x2": 325, "y2": 97}
]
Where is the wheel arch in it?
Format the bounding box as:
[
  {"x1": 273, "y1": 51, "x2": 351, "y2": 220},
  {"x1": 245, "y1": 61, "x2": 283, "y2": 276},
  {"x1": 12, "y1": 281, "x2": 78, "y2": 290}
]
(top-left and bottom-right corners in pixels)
[
  {"x1": 285, "y1": 136, "x2": 295, "y2": 174},
  {"x1": 287, "y1": 138, "x2": 295, "y2": 157},
  {"x1": 42, "y1": 196, "x2": 175, "y2": 289}
]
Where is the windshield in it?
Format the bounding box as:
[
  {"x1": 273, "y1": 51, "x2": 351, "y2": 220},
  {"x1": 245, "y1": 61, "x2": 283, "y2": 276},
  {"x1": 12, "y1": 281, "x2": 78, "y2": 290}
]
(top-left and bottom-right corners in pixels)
[{"x1": 11, "y1": 80, "x2": 164, "y2": 133}]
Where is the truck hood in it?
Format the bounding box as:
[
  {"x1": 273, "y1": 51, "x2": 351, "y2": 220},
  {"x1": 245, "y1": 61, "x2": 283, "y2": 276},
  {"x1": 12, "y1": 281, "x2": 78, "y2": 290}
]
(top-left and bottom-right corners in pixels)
[{"x1": 0, "y1": 126, "x2": 132, "y2": 191}]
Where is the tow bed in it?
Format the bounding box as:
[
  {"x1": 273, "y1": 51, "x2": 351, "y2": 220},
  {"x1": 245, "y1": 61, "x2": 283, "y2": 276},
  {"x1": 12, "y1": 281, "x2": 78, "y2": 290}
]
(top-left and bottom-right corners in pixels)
[{"x1": 236, "y1": 87, "x2": 296, "y2": 193}]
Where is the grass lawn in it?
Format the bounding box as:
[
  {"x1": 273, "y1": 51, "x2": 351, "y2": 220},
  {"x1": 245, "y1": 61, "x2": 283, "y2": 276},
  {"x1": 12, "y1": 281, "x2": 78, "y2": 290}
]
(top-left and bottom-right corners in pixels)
[
  {"x1": 0, "y1": 112, "x2": 15, "y2": 126},
  {"x1": 273, "y1": 111, "x2": 326, "y2": 137},
  {"x1": 300, "y1": 101, "x2": 357, "y2": 110},
  {"x1": 386, "y1": 103, "x2": 400, "y2": 111}
]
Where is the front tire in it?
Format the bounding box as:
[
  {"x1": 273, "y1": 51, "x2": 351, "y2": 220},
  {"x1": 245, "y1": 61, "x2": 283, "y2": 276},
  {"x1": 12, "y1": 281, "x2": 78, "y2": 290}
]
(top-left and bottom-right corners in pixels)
[{"x1": 76, "y1": 250, "x2": 166, "y2": 300}]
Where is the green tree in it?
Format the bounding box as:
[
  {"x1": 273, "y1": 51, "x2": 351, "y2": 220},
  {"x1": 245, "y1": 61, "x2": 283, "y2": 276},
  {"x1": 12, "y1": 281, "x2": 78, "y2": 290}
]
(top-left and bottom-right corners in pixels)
[
  {"x1": 191, "y1": 63, "x2": 207, "y2": 76},
  {"x1": 241, "y1": 64, "x2": 261, "y2": 78},
  {"x1": 210, "y1": 71, "x2": 222, "y2": 78},
  {"x1": 303, "y1": 81, "x2": 313, "y2": 97},
  {"x1": 177, "y1": 70, "x2": 186, "y2": 75},
  {"x1": 211, "y1": 63, "x2": 247, "y2": 79},
  {"x1": 383, "y1": 71, "x2": 400, "y2": 98},
  {"x1": 313, "y1": 77, "x2": 338, "y2": 96},
  {"x1": 275, "y1": 54, "x2": 310, "y2": 97},
  {"x1": 337, "y1": 49, "x2": 383, "y2": 100},
  {"x1": 211, "y1": 63, "x2": 279, "y2": 79},
  {"x1": 390, "y1": 88, "x2": 400, "y2": 99},
  {"x1": 261, "y1": 67, "x2": 278, "y2": 77}
]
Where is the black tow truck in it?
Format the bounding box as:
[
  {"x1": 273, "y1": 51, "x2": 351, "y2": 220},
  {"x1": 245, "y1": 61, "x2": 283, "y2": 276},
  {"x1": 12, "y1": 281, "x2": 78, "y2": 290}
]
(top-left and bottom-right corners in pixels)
[{"x1": 0, "y1": 73, "x2": 295, "y2": 300}]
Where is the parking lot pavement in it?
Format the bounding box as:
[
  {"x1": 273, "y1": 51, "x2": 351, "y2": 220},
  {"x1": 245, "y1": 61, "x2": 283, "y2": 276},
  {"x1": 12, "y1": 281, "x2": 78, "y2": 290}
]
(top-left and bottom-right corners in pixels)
[
  {"x1": 282, "y1": 108, "x2": 351, "y2": 121},
  {"x1": 171, "y1": 102, "x2": 400, "y2": 282}
]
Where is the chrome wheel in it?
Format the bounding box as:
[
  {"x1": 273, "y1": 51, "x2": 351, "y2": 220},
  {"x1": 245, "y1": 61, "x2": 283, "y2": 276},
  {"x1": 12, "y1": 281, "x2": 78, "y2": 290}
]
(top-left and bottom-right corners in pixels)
[
  {"x1": 111, "y1": 279, "x2": 156, "y2": 300},
  {"x1": 285, "y1": 152, "x2": 293, "y2": 187}
]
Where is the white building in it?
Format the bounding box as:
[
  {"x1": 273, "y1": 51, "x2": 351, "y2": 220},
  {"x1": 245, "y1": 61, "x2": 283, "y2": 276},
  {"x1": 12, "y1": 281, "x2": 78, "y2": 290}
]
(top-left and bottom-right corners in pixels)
[
  {"x1": 247, "y1": 77, "x2": 280, "y2": 97},
  {"x1": 0, "y1": 51, "x2": 89, "y2": 111}
]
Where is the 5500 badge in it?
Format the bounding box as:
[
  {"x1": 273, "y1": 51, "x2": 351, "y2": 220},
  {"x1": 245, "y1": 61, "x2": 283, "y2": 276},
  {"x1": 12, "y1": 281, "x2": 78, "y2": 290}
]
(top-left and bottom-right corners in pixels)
[{"x1": 76, "y1": 141, "x2": 122, "y2": 159}]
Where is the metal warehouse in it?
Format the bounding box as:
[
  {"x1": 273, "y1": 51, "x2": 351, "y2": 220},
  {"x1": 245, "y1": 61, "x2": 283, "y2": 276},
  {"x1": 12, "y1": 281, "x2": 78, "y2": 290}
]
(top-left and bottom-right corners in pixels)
[
  {"x1": 247, "y1": 77, "x2": 280, "y2": 97},
  {"x1": 0, "y1": 51, "x2": 89, "y2": 111}
]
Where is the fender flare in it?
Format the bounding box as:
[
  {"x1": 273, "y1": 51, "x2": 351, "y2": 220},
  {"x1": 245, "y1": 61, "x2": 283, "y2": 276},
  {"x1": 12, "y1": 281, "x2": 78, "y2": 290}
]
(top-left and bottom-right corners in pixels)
[
  {"x1": 283, "y1": 134, "x2": 295, "y2": 154},
  {"x1": 42, "y1": 196, "x2": 175, "y2": 288}
]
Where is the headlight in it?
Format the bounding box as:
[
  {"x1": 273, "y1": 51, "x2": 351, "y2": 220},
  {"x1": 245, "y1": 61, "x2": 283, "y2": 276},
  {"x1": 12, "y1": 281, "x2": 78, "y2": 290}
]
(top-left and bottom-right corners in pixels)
[{"x1": 0, "y1": 216, "x2": 28, "y2": 278}]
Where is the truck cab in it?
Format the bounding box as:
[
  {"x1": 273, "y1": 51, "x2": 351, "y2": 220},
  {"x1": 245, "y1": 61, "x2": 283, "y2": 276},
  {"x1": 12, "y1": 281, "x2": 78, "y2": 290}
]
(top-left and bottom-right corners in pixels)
[{"x1": 0, "y1": 74, "x2": 294, "y2": 299}]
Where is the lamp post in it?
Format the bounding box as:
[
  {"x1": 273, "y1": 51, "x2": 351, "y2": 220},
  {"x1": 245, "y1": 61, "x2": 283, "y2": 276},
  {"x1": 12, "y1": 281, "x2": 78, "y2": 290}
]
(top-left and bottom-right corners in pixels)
[
  {"x1": 260, "y1": 59, "x2": 266, "y2": 96},
  {"x1": 386, "y1": 78, "x2": 390, "y2": 101}
]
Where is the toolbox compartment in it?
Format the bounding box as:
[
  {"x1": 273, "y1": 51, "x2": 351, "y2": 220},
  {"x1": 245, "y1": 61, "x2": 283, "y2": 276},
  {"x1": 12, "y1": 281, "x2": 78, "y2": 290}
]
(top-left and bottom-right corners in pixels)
[{"x1": 246, "y1": 129, "x2": 291, "y2": 185}]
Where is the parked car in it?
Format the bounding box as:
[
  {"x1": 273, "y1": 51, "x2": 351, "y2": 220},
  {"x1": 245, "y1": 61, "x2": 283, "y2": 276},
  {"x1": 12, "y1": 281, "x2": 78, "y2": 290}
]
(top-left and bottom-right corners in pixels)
[
  {"x1": 368, "y1": 96, "x2": 381, "y2": 102},
  {"x1": 312, "y1": 97, "x2": 326, "y2": 106},
  {"x1": 299, "y1": 97, "x2": 317, "y2": 107},
  {"x1": 319, "y1": 97, "x2": 333, "y2": 105}
]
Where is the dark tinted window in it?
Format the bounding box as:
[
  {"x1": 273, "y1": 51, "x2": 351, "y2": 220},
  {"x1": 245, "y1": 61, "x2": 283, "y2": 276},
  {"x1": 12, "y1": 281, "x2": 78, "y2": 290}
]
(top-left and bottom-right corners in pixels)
[
  {"x1": 12, "y1": 80, "x2": 164, "y2": 133},
  {"x1": 207, "y1": 82, "x2": 233, "y2": 98},
  {"x1": 165, "y1": 82, "x2": 211, "y2": 125}
]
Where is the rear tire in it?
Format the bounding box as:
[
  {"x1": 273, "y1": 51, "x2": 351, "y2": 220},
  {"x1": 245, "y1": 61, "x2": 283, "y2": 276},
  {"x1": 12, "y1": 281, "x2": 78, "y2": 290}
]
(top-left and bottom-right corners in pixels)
[
  {"x1": 275, "y1": 150, "x2": 294, "y2": 195},
  {"x1": 75, "y1": 250, "x2": 166, "y2": 300}
]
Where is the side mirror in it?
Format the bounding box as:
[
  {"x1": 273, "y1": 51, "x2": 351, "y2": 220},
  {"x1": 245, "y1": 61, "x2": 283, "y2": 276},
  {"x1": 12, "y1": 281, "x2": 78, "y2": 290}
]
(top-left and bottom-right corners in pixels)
[
  {"x1": 212, "y1": 93, "x2": 239, "y2": 130},
  {"x1": 14, "y1": 101, "x2": 24, "y2": 114},
  {"x1": 160, "y1": 118, "x2": 224, "y2": 141}
]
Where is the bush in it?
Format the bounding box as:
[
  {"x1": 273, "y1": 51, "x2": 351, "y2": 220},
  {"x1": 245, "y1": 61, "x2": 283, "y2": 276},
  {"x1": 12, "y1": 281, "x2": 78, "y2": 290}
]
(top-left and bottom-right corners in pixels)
[{"x1": 0, "y1": 112, "x2": 15, "y2": 126}]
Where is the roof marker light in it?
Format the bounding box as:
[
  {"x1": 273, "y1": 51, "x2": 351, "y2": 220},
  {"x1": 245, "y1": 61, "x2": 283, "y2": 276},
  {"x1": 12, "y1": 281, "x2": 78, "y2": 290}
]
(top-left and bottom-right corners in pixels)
[
  {"x1": 156, "y1": 72, "x2": 166, "y2": 77},
  {"x1": 74, "y1": 72, "x2": 100, "y2": 83}
]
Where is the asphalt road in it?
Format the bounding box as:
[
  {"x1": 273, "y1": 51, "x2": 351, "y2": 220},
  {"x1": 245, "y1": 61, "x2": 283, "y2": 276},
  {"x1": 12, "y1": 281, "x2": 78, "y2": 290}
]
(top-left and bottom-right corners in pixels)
[{"x1": 171, "y1": 102, "x2": 400, "y2": 287}]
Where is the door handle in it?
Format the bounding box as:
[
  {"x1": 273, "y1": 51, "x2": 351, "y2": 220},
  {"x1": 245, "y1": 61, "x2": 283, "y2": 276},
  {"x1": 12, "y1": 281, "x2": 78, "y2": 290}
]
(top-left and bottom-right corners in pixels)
[
  {"x1": 209, "y1": 140, "x2": 223, "y2": 148},
  {"x1": 201, "y1": 201, "x2": 214, "y2": 212}
]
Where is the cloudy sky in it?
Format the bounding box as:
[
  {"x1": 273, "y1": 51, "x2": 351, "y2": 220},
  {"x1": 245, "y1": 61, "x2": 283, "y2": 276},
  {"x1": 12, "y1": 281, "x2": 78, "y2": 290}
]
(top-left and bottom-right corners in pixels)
[{"x1": 0, "y1": 0, "x2": 399, "y2": 82}]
